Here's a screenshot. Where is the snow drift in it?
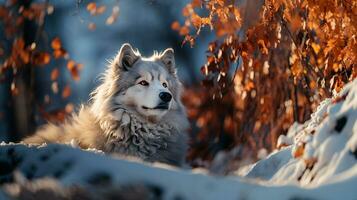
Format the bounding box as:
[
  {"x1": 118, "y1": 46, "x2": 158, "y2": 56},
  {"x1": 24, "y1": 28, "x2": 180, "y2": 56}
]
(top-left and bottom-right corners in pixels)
[
  {"x1": 245, "y1": 79, "x2": 357, "y2": 187},
  {"x1": 0, "y1": 79, "x2": 356, "y2": 200}
]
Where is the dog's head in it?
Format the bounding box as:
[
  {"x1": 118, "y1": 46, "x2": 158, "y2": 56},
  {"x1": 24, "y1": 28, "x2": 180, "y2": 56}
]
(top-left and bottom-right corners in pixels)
[{"x1": 92, "y1": 43, "x2": 183, "y2": 122}]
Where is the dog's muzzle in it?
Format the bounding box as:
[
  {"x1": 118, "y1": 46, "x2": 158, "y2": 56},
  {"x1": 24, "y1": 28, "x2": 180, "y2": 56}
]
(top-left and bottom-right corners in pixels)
[{"x1": 141, "y1": 92, "x2": 172, "y2": 110}]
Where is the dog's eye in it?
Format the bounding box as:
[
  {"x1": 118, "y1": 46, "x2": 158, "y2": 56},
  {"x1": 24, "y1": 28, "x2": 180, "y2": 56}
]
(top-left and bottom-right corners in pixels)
[
  {"x1": 138, "y1": 80, "x2": 149, "y2": 86},
  {"x1": 162, "y1": 83, "x2": 168, "y2": 88}
]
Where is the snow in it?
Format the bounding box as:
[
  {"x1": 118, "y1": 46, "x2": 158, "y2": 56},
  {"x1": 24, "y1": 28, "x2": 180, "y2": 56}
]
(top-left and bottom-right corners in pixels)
[
  {"x1": 244, "y1": 147, "x2": 292, "y2": 180},
  {"x1": 276, "y1": 134, "x2": 293, "y2": 148},
  {"x1": 1, "y1": 143, "x2": 357, "y2": 200},
  {"x1": 248, "y1": 79, "x2": 357, "y2": 188},
  {"x1": 0, "y1": 79, "x2": 357, "y2": 199}
]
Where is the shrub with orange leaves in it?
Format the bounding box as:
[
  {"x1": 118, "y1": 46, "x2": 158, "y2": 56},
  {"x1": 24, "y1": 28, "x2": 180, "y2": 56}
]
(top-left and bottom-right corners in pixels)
[
  {"x1": 175, "y1": 0, "x2": 356, "y2": 165},
  {"x1": 0, "y1": 0, "x2": 85, "y2": 125}
]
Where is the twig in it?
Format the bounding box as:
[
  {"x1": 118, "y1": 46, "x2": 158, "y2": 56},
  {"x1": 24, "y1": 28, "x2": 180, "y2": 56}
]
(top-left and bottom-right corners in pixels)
[
  {"x1": 73, "y1": 0, "x2": 85, "y2": 23},
  {"x1": 277, "y1": 10, "x2": 330, "y2": 96},
  {"x1": 34, "y1": 0, "x2": 48, "y2": 44},
  {"x1": 341, "y1": 60, "x2": 350, "y2": 80},
  {"x1": 221, "y1": 54, "x2": 240, "y2": 96}
]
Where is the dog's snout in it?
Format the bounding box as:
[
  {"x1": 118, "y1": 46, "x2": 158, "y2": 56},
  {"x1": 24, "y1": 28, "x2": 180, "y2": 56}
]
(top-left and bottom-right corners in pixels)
[{"x1": 159, "y1": 92, "x2": 172, "y2": 102}]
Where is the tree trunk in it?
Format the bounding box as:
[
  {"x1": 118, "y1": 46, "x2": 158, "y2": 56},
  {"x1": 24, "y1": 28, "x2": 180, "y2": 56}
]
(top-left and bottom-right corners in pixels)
[{"x1": 10, "y1": 0, "x2": 36, "y2": 141}]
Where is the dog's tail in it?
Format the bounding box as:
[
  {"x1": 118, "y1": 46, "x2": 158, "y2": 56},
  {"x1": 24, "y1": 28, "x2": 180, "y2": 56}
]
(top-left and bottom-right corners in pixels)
[{"x1": 23, "y1": 123, "x2": 65, "y2": 145}]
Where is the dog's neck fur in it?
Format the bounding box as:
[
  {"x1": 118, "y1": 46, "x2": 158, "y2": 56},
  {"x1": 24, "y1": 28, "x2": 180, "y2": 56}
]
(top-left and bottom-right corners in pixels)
[
  {"x1": 90, "y1": 104, "x2": 188, "y2": 165},
  {"x1": 98, "y1": 108, "x2": 173, "y2": 143}
]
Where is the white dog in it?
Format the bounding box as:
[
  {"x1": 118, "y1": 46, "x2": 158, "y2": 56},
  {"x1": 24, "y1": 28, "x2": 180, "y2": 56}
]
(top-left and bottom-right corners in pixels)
[{"x1": 25, "y1": 43, "x2": 190, "y2": 166}]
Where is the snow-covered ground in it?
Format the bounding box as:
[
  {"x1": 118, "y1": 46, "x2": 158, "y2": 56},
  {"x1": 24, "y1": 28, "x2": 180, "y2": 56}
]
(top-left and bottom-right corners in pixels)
[
  {"x1": 245, "y1": 79, "x2": 357, "y2": 187},
  {"x1": 0, "y1": 79, "x2": 356, "y2": 199}
]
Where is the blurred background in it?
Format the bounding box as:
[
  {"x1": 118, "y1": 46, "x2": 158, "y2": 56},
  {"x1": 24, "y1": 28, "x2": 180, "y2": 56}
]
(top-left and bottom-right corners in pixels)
[{"x1": 1, "y1": 0, "x2": 355, "y2": 173}]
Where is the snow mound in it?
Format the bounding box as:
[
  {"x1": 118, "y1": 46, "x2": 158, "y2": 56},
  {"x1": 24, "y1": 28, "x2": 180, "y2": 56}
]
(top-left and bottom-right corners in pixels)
[
  {"x1": 1, "y1": 142, "x2": 357, "y2": 200},
  {"x1": 246, "y1": 79, "x2": 357, "y2": 187}
]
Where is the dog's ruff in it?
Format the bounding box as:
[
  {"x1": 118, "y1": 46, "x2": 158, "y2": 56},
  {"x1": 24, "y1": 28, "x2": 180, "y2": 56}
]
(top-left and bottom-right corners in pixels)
[{"x1": 24, "y1": 43, "x2": 189, "y2": 166}]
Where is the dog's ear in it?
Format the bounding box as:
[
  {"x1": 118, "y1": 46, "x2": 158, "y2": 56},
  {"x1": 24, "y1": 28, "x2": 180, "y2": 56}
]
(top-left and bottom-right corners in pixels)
[
  {"x1": 114, "y1": 43, "x2": 139, "y2": 71},
  {"x1": 160, "y1": 48, "x2": 176, "y2": 74}
]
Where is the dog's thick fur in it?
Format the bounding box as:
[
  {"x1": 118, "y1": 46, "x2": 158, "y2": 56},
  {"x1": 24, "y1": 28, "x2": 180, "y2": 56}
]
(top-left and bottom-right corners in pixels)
[{"x1": 24, "y1": 43, "x2": 189, "y2": 166}]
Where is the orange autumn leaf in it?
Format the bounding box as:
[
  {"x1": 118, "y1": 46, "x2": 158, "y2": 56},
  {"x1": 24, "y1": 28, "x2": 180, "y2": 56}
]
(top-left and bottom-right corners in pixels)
[
  {"x1": 309, "y1": 80, "x2": 317, "y2": 90},
  {"x1": 86, "y1": 2, "x2": 96, "y2": 13},
  {"x1": 88, "y1": 22, "x2": 96, "y2": 31},
  {"x1": 19, "y1": 50, "x2": 30, "y2": 64},
  {"x1": 76, "y1": 63, "x2": 84, "y2": 70},
  {"x1": 66, "y1": 60, "x2": 81, "y2": 81},
  {"x1": 191, "y1": 0, "x2": 201, "y2": 7},
  {"x1": 179, "y1": 26, "x2": 190, "y2": 36},
  {"x1": 257, "y1": 39, "x2": 268, "y2": 55},
  {"x1": 70, "y1": 67, "x2": 80, "y2": 81},
  {"x1": 171, "y1": 21, "x2": 181, "y2": 31},
  {"x1": 293, "y1": 143, "x2": 305, "y2": 158},
  {"x1": 50, "y1": 68, "x2": 59, "y2": 81},
  {"x1": 65, "y1": 103, "x2": 74, "y2": 113},
  {"x1": 33, "y1": 52, "x2": 51, "y2": 66},
  {"x1": 62, "y1": 85, "x2": 71, "y2": 98},
  {"x1": 96, "y1": 5, "x2": 106, "y2": 15},
  {"x1": 39, "y1": 106, "x2": 67, "y2": 123},
  {"x1": 201, "y1": 17, "x2": 211, "y2": 25},
  {"x1": 241, "y1": 51, "x2": 248, "y2": 59},
  {"x1": 245, "y1": 80, "x2": 255, "y2": 91},
  {"x1": 86, "y1": 2, "x2": 106, "y2": 16},
  {"x1": 106, "y1": 16, "x2": 115, "y2": 25},
  {"x1": 311, "y1": 42, "x2": 320, "y2": 54},
  {"x1": 191, "y1": 13, "x2": 202, "y2": 28},
  {"x1": 289, "y1": 14, "x2": 302, "y2": 33},
  {"x1": 53, "y1": 48, "x2": 67, "y2": 59},
  {"x1": 51, "y1": 37, "x2": 62, "y2": 50},
  {"x1": 14, "y1": 38, "x2": 25, "y2": 49},
  {"x1": 106, "y1": 6, "x2": 119, "y2": 25},
  {"x1": 67, "y1": 60, "x2": 76, "y2": 70},
  {"x1": 291, "y1": 61, "x2": 304, "y2": 76},
  {"x1": 182, "y1": 6, "x2": 190, "y2": 17}
]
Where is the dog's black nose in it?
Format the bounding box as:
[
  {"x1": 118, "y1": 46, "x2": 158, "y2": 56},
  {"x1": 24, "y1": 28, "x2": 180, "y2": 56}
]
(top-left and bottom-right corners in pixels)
[{"x1": 159, "y1": 92, "x2": 172, "y2": 102}]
